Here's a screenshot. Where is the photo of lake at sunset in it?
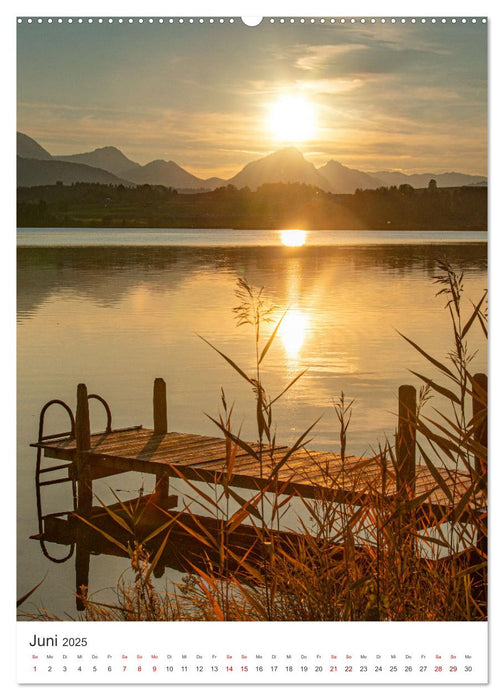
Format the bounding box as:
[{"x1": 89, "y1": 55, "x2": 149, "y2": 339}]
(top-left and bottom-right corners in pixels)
[{"x1": 16, "y1": 16, "x2": 487, "y2": 626}]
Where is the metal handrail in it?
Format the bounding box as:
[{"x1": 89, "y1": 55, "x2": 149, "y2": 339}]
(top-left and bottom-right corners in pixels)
[
  {"x1": 38, "y1": 399, "x2": 75, "y2": 443},
  {"x1": 35, "y1": 399, "x2": 77, "y2": 563},
  {"x1": 88, "y1": 393, "x2": 112, "y2": 433}
]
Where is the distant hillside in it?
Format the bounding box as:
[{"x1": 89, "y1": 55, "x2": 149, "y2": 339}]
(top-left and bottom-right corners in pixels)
[
  {"x1": 367, "y1": 170, "x2": 487, "y2": 189},
  {"x1": 318, "y1": 160, "x2": 384, "y2": 194},
  {"x1": 55, "y1": 146, "x2": 140, "y2": 176},
  {"x1": 204, "y1": 176, "x2": 227, "y2": 189},
  {"x1": 17, "y1": 132, "x2": 53, "y2": 160},
  {"x1": 17, "y1": 156, "x2": 132, "y2": 187},
  {"x1": 122, "y1": 159, "x2": 208, "y2": 189},
  {"x1": 228, "y1": 147, "x2": 331, "y2": 190}
]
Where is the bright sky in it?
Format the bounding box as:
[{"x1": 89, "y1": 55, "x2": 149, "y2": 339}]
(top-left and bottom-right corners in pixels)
[{"x1": 17, "y1": 18, "x2": 487, "y2": 178}]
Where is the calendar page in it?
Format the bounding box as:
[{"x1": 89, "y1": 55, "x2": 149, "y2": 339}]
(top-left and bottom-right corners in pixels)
[{"x1": 14, "y1": 0, "x2": 490, "y2": 689}]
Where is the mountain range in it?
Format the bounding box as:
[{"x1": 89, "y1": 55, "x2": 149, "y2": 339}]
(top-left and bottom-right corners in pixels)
[{"x1": 17, "y1": 132, "x2": 487, "y2": 194}]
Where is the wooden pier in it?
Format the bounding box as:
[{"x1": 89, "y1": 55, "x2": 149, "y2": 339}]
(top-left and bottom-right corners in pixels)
[{"x1": 31, "y1": 378, "x2": 487, "y2": 610}]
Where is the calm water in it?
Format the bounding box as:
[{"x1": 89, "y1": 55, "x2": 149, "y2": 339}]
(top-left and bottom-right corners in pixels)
[{"x1": 17, "y1": 228, "x2": 487, "y2": 617}]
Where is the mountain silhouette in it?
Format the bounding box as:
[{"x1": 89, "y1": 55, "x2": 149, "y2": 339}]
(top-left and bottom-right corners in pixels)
[
  {"x1": 16, "y1": 132, "x2": 487, "y2": 193},
  {"x1": 17, "y1": 156, "x2": 132, "y2": 187},
  {"x1": 228, "y1": 147, "x2": 331, "y2": 190},
  {"x1": 17, "y1": 132, "x2": 53, "y2": 161},
  {"x1": 203, "y1": 176, "x2": 227, "y2": 189},
  {"x1": 122, "y1": 159, "x2": 209, "y2": 189},
  {"x1": 55, "y1": 146, "x2": 140, "y2": 176},
  {"x1": 318, "y1": 160, "x2": 384, "y2": 194}
]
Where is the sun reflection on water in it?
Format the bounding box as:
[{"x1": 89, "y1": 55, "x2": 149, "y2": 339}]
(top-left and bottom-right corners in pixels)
[
  {"x1": 280, "y1": 229, "x2": 308, "y2": 247},
  {"x1": 279, "y1": 308, "x2": 309, "y2": 358}
]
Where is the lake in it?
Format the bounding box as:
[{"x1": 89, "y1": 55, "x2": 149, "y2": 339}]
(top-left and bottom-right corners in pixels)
[{"x1": 17, "y1": 228, "x2": 487, "y2": 617}]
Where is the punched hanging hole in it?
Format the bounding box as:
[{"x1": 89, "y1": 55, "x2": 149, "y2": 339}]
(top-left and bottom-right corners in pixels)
[{"x1": 241, "y1": 16, "x2": 263, "y2": 27}]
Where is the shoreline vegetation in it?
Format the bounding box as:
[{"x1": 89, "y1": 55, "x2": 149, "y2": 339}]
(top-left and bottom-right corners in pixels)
[
  {"x1": 17, "y1": 181, "x2": 487, "y2": 231},
  {"x1": 20, "y1": 261, "x2": 487, "y2": 623}
]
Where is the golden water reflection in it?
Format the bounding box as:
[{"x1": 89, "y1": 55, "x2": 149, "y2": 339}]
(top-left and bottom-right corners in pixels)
[
  {"x1": 279, "y1": 308, "x2": 309, "y2": 358},
  {"x1": 280, "y1": 229, "x2": 307, "y2": 247}
]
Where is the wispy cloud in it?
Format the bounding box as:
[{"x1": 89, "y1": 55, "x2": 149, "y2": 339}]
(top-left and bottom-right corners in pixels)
[
  {"x1": 295, "y1": 77, "x2": 366, "y2": 96},
  {"x1": 296, "y1": 43, "x2": 369, "y2": 72}
]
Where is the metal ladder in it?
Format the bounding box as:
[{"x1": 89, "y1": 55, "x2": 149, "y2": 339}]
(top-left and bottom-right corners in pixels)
[{"x1": 35, "y1": 393, "x2": 112, "y2": 563}]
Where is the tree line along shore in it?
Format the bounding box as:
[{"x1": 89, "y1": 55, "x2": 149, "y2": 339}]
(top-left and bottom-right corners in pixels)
[{"x1": 17, "y1": 181, "x2": 487, "y2": 231}]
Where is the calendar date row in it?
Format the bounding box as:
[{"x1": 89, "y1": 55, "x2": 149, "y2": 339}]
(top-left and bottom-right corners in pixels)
[{"x1": 31, "y1": 663, "x2": 474, "y2": 674}]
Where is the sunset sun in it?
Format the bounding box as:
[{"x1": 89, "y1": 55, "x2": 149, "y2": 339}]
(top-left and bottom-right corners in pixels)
[{"x1": 268, "y1": 95, "x2": 317, "y2": 142}]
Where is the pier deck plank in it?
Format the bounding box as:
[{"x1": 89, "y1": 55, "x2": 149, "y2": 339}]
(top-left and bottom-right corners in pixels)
[{"x1": 33, "y1": 427, "x2": 484, "y2": 512}]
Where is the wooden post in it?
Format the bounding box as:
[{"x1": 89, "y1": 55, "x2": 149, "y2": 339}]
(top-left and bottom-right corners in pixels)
[
  {"x1": 153, "y1": 377, "x2": 168, "y2": 435},
  {"x1": 395, "y1": 385, "x2": 417, "y2": 566},
  {"x1": 75, "y1": 383, "x2": 91, "y2": 611},
  {"x1": 472, "y1": 373, "x2": 487, "y2": 476},
  {"x1": 153, "y1": 378, "x2": 169, "y2": 507},
  {"x1": 472, "y1": 373, "x2": 487, "y2": 557},
  {"x1": 397, "y1": 385, "x2": 417, "y2": 498}
]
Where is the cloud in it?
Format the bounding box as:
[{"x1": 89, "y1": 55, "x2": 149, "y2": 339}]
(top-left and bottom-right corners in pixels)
[
  {"x1": 295, "y1": 78, "x2": 366, "y2": 96},
  {"x1": 295, "y1": 44, "x2": 369, "y2": 72}
]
